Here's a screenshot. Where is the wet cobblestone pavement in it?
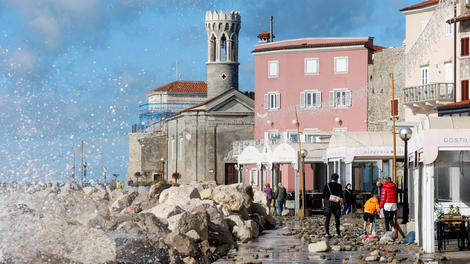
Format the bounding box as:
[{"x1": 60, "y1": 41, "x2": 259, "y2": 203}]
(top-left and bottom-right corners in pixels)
[{"x1": 215, "y1": 216, "x2": 470, "y2": 264}]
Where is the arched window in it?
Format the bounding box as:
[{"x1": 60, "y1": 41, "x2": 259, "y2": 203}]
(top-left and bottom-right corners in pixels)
[
  {"x1": 220, "y1": 34, "x2": 227, "y2": 62},
  {"x1": 209, "y1": 34, "x2": 216, "y2": 62}
]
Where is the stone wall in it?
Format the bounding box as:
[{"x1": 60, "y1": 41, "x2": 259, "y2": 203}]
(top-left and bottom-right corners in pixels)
[
  {"x1": 461, "y1": 21, "x2": 470, "y2": 81},
  {"x1": 367, "y1": 47, "x2": 405, "y2": 132},
  {"x1": 207, "y1": 63, "x2": 239, "y2": 98},
  {"x1": 167, "y1": 115, "x2": 253, "y2": 185}
]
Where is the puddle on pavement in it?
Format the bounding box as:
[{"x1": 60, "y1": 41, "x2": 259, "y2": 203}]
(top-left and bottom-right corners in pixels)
[{"x1": 215, "y1": 221, "x2": 470, "y2": 264}]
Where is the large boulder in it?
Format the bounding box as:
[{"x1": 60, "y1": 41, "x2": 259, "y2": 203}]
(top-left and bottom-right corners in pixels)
[
  {"x1": 83, "y1": 186, "x2": 94, "y2": 196},
  {"x1": 159, "y1": 186, "x2": 201, "y2": 205},
  {"x1": 117, "y1": 238, "x2": 182, "y2": 264},
  {"x1": 253, "y1": 190, "x2": 269, "y2": 207},
  {"x1": 245, "y1": 219, "x2": 260, "y2": 238},
  {"x1": 167, "y1": 211, "x2": 208, "y2": 241},
  {"x1": 233, "y1": 225, "x2": 252, "y2": 243},
  {"x1": 131, "y1": 191, "x2": 158, "y2": 210},
  {"x1": 252, "y1": 202, "x2": 276, "y2": 227},
  {"x1": 308, "y1": 241, "x2": 331, "y2": 252},
  {"x1": 225, "y1": 214, "x2": 245, "y2": 231},
  {"x1": 207, "y1": 222, "x2": 236, "y2": 246},
  {"x1": 164, "y1": 232, "x2": 208, "y2": 264},
  {"x1": 142, "y1": 204, "x2": 184, "y2": 220},
  {"x1": 148, "y1": 181, "x2": 172, "y2": 200},
  {"x1": 108, "y1": 188, "x2": 124, "y2": 204},
  {"x1": 60, "y1": 181, "x2": 82, "y2": 195},
  {"x1": 110, "y1": 191, "x2": 139, "y2": 210},
  {"x1": 213, "y1": 193, "x2": 243, "y2": 211}
]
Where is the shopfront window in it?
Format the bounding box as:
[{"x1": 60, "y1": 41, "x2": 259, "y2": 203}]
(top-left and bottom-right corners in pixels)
[
  {"x1": 434, "y1": 151, "x2": 470, "y2": 206},
  {"x1": 352, "y1": 162, "x2": 379, "y2": 191}
]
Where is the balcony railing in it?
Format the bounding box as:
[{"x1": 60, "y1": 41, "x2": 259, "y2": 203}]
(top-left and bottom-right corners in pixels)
[
  {"x1": 403, "y1": 83, "x2": 454, "y2": 104},
  {"x1": 233, "y1": 139, "x2": 265, "y2": 155}
]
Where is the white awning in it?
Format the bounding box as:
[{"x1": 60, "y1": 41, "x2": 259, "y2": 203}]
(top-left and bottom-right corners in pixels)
[{"x1": 327, "y1": 132, "x2": 404, "y2": 163}]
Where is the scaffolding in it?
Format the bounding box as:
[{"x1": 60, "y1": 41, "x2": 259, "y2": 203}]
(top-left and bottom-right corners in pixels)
[{"x1": 137, "y1": 103, "x2": 196, "y2": 130}]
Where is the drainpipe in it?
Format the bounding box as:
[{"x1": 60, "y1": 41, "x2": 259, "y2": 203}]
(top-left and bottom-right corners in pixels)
[
  {"x1": 214, "y1": 124, "x2": 218, "y2": 183},
  {"x1": 269, "y1": 16, "x2": 273, "y2": 43},
  {"x1": 454, "y1": 3, "x2": 457, "y2": 103},
  {"x1": 175, "y1": 119, "x2": 178, "y2": 175},
  {"x1": 196, "y1": 112, "x2": 199, "y2": 182}
]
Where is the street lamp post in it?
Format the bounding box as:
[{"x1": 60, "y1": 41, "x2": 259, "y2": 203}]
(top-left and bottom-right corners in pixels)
[
  {"x1": 83, "y1": 162, "x2": 88, "y2": 187},
  {"x1": 399, "y1": 127, "x2": 412, "y2": 225},
  {"x1": 300, "y1": 149, "x2": 308, "y2": 217},
  {"x1": 161, "y1": 157, "x2": 167, "y2": 182}
]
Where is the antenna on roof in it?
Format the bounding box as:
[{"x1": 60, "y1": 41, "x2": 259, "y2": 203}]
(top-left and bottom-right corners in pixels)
[
  {"x1": 176, "y1": 60, "x2": 178, "y2": 81},
  {"x1": 179, "y1": 73, "x2": 182, "y2": 81}
]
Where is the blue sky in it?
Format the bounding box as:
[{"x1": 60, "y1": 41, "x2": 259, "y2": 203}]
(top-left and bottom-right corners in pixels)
[{"x1": 0, "y1": 0, "x2": 418, "y2": 183}]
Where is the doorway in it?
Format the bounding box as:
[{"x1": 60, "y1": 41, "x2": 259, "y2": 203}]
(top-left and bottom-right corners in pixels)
[{"x1": 224, "y1": 163, "x2": 237, "y2": 185}]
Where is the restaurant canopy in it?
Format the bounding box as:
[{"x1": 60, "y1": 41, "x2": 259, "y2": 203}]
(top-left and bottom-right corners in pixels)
[{"x1": 327, "y1": 132, "x2": 404, "y2": 163}]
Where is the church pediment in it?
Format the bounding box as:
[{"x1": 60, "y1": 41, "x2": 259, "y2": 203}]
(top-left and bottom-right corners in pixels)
[{"x1": 205, "y1": 90, "x2": 254, "y2": 113}]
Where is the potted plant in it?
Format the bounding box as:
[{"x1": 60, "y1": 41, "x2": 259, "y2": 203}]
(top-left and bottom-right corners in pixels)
[{"x1": 172, "y1": 172, "x2": 181, "y2": 184}]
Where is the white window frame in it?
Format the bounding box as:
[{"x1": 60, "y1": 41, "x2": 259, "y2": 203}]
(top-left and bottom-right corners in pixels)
[
  {"x1": 305, "y1": 58, "x2": 319, "y2": 75},
  {"x1": 264, "y1": 92, "x2": 280, "y2": 110},
  {"x1": 421, "y1": 65, "x2": 429, "y2": 85},
  {"x1": 446, "y1": 15, "x2": 453, "y2": 38},
  {"x1": 268, "y1": 60, "x2": 279, "y2": 78},
  {"x1": 334, "y1": 57, "x2": 348, "y2": 74},
  {"x1": 250, "y1": 169, "x2": 258, "y2": 186},
  {"x1": 329, "y1": 88, "x2": 351, "y2": 107},
  {"x1": 333, "y1": 127, "x2": 348, "y2": 132},
  {"x1": 444, "y1": 62, "x2": 452, "y2": 83},
  {"x1": 287, "y1": 131, "x2": 298, "y2": 143},
  {"x1": 305, "y1": 135, "x2": 320, "y2": 143},
  {"x1": 268, "y1": 131, "x2": 279, "y2": 139},
  {"x1": 300, "y1": 90, "x2": 321, "y2": 108}
]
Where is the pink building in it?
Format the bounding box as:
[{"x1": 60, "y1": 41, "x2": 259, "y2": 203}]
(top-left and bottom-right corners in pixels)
[{"x1": 239, "y1": 36, "x2": 378, "y2": 194}]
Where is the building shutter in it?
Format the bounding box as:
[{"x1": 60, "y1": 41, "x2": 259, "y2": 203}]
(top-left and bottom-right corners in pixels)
[
  {"x1": 391, "y1": 99, "x2": 399, "y2": 116},
  {"x1": 329, "y1": 91, "x2": 335, "y2": 106},
  {"x1": 264, "y1": 94, "x2": 269, "y2": 109},
  {"x1": 315, "y1": 92, "x2": 322, "y2": 107},
  {"x1": 300, "y1": 92, "x2": 305, "y2": 108},
  {"x1": 462, "y1": 37, "x2": 469, "y2": 56},
  {"x1": 275, "y1": 93, "x2": 280, "y2": 109},
  {"x1": 345, "y1": 90, "x2": 352, "y2": 106},
  {"x1": 462, "y1": 80, "x2": 469, "y2": 101}
]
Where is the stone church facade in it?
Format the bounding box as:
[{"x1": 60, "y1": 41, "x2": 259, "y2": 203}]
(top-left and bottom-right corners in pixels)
[{"x1": 126, "y1": 10, "x2": 254, "y2": 186}]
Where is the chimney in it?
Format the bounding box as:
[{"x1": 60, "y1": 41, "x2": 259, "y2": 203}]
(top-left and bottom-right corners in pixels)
[{"x1": 269, "y1": 16, "x2": 273, "y2": 42}]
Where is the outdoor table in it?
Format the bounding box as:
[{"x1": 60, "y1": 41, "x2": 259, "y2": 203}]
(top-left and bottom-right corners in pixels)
[{"x1": 436, "y1": 216, "x2": 470, "y2": 251}]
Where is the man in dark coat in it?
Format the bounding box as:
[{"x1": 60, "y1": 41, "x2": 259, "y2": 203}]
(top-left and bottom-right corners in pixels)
[
  {"x1": 275, "y1": 182, "x2": 287, "y2": 216},
  {"x1": 371, "y1": 178, "x2": 382, "y2": 218},
  {"x1": 322, "y1": 173, "x2": 344, "y2": 237}
]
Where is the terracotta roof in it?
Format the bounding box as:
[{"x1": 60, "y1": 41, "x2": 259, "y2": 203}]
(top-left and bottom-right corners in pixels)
[
  {"x1": 436, "y1": 99, "x2": 470, "y2": 109},
  {"x1": 373, "y1": 45, "x2": 387, "y2": 52},
  {"x1": 167, "y1": 89, "x2": 233, "y2": 117},
  {"x1": 252, "y1": 41, "x2": 368, "y2": 53},
  {"x1": 257, "y1": 32, "x2": 275, "y2": 39},
  {"x1": 400, "y1": 0, "x2": 439, "y2": 12},
  {"x1": 447, "y1": 11, "x2": 470, "y2": 24},
  {"x1": 146, "y1": 81, "x2": 207, "y2": 94}
]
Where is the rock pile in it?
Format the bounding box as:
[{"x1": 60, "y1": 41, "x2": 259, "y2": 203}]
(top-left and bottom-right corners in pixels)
[{"x1": 0, "y1": 181, "x2": 276, "y2": 263}]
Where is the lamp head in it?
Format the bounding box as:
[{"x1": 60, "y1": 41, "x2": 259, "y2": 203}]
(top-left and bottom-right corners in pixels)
[
  {"x1": 300, "y1": 148, "x2": 308, "y2": 158},
  {"x1": 399, "y1": 127, "x2": 413, "y2": 142},
  {"x1": 160, "y1": 157, "x2": 167, "y2": 162}
]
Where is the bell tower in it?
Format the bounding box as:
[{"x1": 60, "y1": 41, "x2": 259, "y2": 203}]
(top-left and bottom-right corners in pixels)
[{"x1": 205, "y1": 10, "x2": 241, "y2": 99}]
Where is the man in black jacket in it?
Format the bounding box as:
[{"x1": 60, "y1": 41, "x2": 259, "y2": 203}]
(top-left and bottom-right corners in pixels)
[
  {"x1": 322, "y1": 173, "x2": 344, "y2": 237},
  {"x1": 371, "y1": 178, "x2": 382, "y2": 219}
]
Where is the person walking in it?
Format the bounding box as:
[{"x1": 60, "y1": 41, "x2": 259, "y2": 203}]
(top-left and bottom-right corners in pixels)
[
  {"x1": 275, "y1": 182, "x2": 287, "y2": 216},
  {"x1": 322, "y1": 173, "x2": 344, "y2": 237},
  {"x1": 379, "y1": 177, "x2": 397, "y2": 232},
  {"x1": 342, "y1": 183, "x2": 353, "y2": 215},
  {"x1": 264, "y1": 183, "x2": 272, "y2": 211},
  {"x1": 363, "y1": 195, "x2": 380, "y2": 235},
  {"x1": 371, "y1": 178, "x2": 383, "y2": 219}
]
